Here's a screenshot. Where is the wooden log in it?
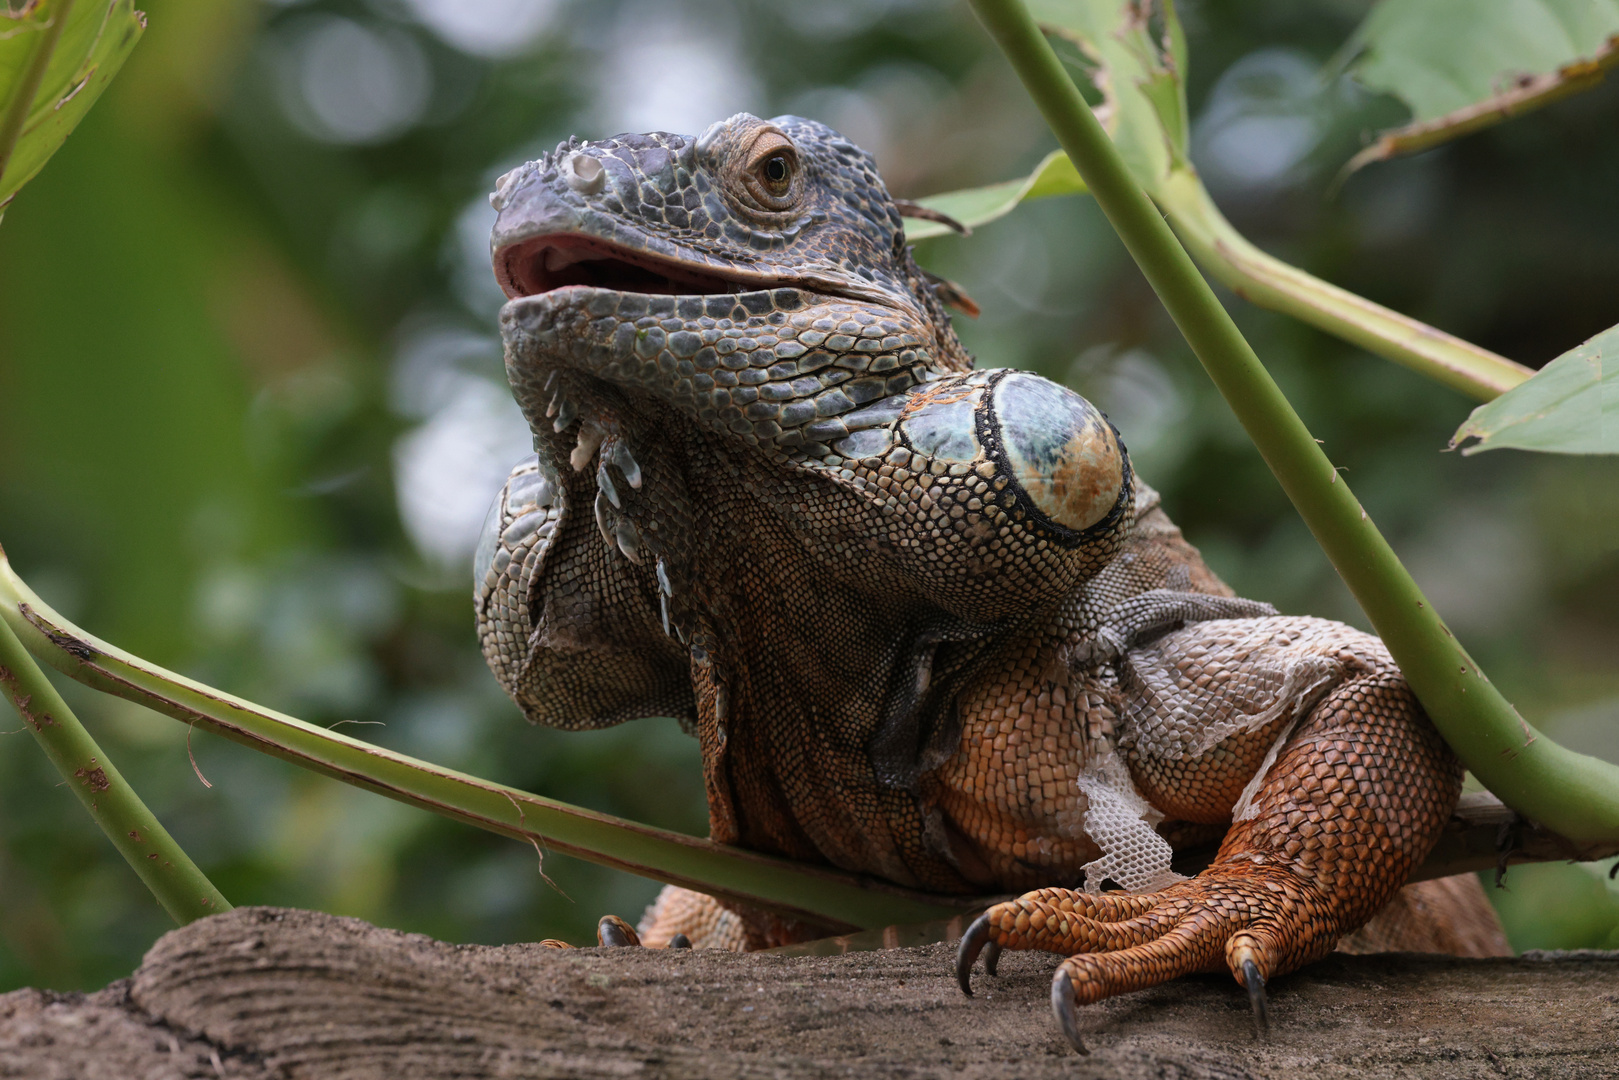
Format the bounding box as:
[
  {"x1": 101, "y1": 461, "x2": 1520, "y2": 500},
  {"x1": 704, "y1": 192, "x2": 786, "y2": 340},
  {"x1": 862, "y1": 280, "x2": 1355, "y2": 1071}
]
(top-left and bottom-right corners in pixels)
[{"x1": 2, "y1": 905, "x2": 1615, "y2": 1078}]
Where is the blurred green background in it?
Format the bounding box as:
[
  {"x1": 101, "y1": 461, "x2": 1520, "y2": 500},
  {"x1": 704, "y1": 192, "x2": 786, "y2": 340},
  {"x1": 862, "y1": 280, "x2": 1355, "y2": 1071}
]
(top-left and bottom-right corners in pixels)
[{"x1": 1, "y1": 0, "x2": 1616, "y2": 993}]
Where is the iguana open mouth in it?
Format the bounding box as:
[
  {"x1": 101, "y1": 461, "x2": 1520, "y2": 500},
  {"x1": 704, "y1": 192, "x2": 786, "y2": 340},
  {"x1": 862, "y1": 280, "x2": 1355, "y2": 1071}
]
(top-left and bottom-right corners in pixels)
[{"x1": 495, "y1": 234, "x2": 764, "y2": 300}]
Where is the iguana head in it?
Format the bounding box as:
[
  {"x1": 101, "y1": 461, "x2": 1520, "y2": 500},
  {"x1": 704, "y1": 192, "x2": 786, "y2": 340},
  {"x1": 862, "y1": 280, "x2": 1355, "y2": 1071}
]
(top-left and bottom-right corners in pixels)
[
  {"x1": 490, "y1": 112, "x2": 971, "y2": 379},
  {"x1": 478, "y1": 115, "x2": 1134, "y2": 743}
]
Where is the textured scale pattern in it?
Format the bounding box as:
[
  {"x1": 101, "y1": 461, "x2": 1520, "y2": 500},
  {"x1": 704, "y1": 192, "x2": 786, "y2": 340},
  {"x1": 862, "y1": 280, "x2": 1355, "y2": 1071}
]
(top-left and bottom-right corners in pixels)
[
  {"x1": 974, "y1": 654, "x2": 1462, "y2": 1002},
  {"x1": 473, "y1": 112, "x2": 1504, "y2": 1035},
  {"x1": 636, "y1": 884, "x2": 748, "y2": 951}
]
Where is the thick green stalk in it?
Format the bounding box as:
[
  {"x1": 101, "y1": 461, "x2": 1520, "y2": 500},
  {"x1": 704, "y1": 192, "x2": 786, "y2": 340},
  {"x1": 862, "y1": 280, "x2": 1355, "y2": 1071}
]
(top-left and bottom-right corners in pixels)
[
  {"x1": 967, "y1": 0, "x2": 1619, "y2": 847},
  {"x1": 1154, "y1": 170, "x2": 1533, "y2": 401},
  {"x1": 0, "y1": 0, "x2": 74, "y2": 189},
  {"x1": 0, "y1": 551, "x2": 976, "y2": 930},
  {"x1": 0, "y1": 604, "x2": 229, "y2": 923}
]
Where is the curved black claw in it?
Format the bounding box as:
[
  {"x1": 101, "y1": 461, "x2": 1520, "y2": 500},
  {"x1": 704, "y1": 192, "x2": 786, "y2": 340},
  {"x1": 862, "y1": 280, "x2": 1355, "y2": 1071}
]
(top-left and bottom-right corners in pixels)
[
  {"x1": 983, "y1": 940, "x2": 1002, "y2": 977},
  {"x1": 955, "y1": 914, "x2": 992, "y2": 997},
  {"x1": 667, "y1": 933, "x2": 692, "y2": 949},
  {"x1": 1241, "y1": 958, "x2": 1270, "y2": 1040},
  {"x1": 1050, "y1": 970, "x2": 1089, "y2": 1055},
  {"x1": 597, "y1": 914, "x2": 641, "y2": 947}
]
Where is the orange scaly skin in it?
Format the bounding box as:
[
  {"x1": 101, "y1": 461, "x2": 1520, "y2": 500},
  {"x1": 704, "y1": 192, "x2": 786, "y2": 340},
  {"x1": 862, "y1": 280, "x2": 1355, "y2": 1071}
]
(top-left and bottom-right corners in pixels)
[
  {"x1": 473, "y1": 113, "x2": 1503, "y2": 1045},
  {"x1": 965, "y1": 665, "x2": 1459, "y2": 998}
]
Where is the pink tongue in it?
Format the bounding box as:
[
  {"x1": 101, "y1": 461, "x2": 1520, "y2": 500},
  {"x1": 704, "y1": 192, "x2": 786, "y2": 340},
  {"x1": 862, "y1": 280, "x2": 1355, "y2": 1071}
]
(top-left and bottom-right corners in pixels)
[{"x1": 543, "y1": 246, "x2": 587, "y2": 272}]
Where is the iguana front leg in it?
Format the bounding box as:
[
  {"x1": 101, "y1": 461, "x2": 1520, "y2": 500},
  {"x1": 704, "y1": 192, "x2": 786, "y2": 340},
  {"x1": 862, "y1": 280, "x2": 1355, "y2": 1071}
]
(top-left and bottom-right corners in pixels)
[{"x1": 957, "y1": 618, "x2": 1461, "y2": 1052}]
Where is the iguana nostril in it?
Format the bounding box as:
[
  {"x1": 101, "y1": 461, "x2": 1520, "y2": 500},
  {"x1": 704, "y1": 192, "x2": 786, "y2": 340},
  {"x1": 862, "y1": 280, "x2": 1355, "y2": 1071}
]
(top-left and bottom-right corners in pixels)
[
  {"x1": 488, "y1": 166, "x2": 521, "y2": 210},
  {"x1": 565, "y1": 153, "x2": 604, "y2": 194}
]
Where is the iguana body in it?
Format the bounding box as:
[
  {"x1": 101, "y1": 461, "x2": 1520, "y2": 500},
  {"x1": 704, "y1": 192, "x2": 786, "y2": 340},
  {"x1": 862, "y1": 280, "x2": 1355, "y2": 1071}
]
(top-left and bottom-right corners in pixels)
[{"x1": 474, "y1": 114, "x2": 1505, "y2": 1045}]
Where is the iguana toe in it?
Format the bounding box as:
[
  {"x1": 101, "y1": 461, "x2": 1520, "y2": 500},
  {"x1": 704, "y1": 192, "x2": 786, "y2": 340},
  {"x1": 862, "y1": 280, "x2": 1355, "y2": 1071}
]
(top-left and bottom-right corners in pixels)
[
  {"x1": 1050, "y1": 970, "x2": 1089, "y2": 1055},
  {"x1": 1240, "y1": 957, "x2": 1269, "y2": 1039},
  {"x1": 596, "y1": 914, "x2": 641, "y2": 947},
  {"x1": 954, "y1": 914, "x2": 991, "y2": 996}
]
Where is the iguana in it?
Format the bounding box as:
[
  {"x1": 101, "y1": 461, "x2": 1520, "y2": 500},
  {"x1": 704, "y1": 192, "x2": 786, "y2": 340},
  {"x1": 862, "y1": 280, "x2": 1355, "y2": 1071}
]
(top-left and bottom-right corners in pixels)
[{"x1": 474, "y1": 113, "x2": 1507, "y2": 1051}]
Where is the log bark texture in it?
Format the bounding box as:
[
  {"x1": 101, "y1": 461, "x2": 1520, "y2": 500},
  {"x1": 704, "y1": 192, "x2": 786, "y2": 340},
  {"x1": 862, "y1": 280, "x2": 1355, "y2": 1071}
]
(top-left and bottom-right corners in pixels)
[{"x1": 2, "y1": 906, "x2": 1615, "y2": 1079}]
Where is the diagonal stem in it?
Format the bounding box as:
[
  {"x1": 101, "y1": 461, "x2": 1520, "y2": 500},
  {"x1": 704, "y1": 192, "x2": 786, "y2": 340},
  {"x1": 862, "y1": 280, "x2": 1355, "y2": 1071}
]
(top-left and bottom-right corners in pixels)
[
  {"x1": 966, "y1": 0, "x2": 1619, "y2": 846},
  {"x1": 1154, "y1": 169, "x2": 1533, "y2": 401},
  {"x1": 0, "y1": 548, "x2": 980, "y2": 930},
  {"x1": 0, "y1": 597, "x2": 230, "y2": 924}
]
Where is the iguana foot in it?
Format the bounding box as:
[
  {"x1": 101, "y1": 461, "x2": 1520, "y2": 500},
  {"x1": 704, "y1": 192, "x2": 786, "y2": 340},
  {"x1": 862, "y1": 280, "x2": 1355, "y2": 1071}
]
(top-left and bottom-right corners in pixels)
[
  {"x1": 960, "y1": 863, "x2": 1331, "y2": 1051},
  {"x1": 960, "y1": 662, "x2": 1462, "y2": 1053}
]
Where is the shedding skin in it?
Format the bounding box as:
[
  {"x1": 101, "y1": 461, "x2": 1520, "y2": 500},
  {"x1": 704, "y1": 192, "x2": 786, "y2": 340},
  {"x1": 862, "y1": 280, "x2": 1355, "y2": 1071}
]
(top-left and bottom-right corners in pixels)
[{"x1": 473, "y1": 113, "x2": 1502, "y2": 1048}]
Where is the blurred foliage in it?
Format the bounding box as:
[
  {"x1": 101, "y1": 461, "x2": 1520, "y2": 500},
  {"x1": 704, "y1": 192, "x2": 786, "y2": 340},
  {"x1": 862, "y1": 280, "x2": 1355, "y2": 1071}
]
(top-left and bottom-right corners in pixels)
[
  {"x1": 1339, "y1": 0, "x2": 1619, "y2": 186},
  {"x1": 1348, "y1": 0, "x2": 1619, "y2": 123},
  {"x1": 1454, "y1": 324, "x2": 1619, "y2": 454},
  {"x1": 0, "y1": 0, "x2": 1616, "y2": 993}
]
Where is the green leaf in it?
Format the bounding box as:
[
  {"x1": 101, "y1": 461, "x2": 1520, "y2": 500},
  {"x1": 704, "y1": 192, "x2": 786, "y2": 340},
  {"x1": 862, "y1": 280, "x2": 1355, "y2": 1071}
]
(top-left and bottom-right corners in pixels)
[
  {"x1": 909, "y1": 0, "x2": 1195, "y2": 238},
  {"x1": 903, "y1": 148, "x2": 1087, "y2": 241},
  {"x1": 1344, "y1": 0, "x2": 1619, "y2": 170},
  {"x1": 0, "y1": 0, "x2": 146, "y2": 212},
  {"x1": 1353, "y1": 0, "x2": 1619, "y2": 120},
  {"x1": 917, "y1": 0, "x2": 1529, "y2": 400},
  {"x1": 1452, "y1": 325, "x2": 1619, "y2": 455},
  {"x1": 1031, "y1": 0, "x2": 1188, "y2": 194}
]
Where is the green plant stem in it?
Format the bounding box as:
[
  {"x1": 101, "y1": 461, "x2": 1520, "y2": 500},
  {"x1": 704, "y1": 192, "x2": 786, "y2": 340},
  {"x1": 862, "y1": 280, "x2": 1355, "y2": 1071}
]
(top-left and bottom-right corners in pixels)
[
  {"x1": 0, "y1": 0, "x2": 72, "y2": 190},
  {"x1": 0, "y1": 553, "x2": 976, "y2": 930},
  {"x1": 0, "y1": 600, "x2": 229, "y2": 924},
  {"x1": 967, "y1": 0, "x2": 1619, "y2": 847},
  {"x1": 1154, "y1": 169, "x2": 1533, "y2": 401},
  {"x1": 910, "y1": 148, "x2": 1529, "y2": 400},
  {"x1": 2, "y1": 550, "x2": 1596, "y2": 931}
]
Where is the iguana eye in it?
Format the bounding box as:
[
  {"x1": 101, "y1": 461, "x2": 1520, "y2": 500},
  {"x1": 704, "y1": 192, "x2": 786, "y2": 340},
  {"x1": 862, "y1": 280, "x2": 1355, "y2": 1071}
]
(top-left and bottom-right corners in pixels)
[
  {"x1": 741, "y1": 129, "x2": 798, "y2": 210},
  {"x1": 763, "y1": 154, "x2": 790, "y2": 188}
]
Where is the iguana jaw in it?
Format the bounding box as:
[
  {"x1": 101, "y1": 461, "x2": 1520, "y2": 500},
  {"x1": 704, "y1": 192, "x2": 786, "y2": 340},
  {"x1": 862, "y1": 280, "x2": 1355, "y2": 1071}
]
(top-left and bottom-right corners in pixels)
[
  {"x1": 496, "y1": 233, "x2": 755, "y2": 300},
  {"x1": 494, "y1": 230, "x2": 898, "y2": 310}
]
